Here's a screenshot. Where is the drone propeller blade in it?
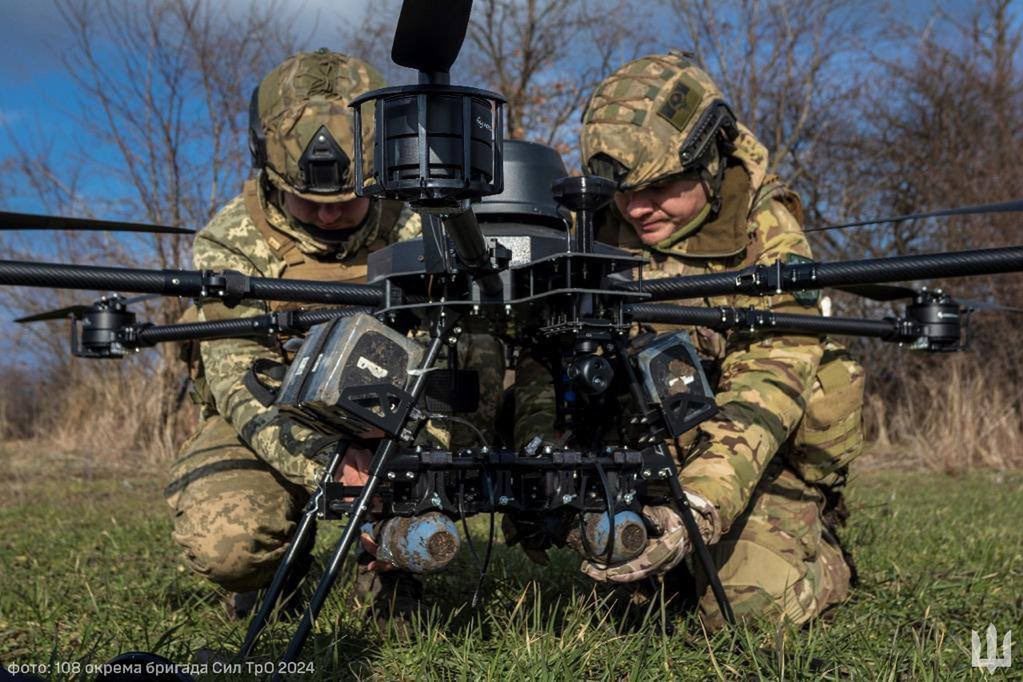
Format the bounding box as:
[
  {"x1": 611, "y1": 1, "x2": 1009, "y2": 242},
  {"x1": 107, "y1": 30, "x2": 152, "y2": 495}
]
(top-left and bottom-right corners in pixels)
[
  {"x1": 833, "y1": 283, "x2": 918, "y2": 301},
  {"x1": 958, "y1": 298, "x2": 1023, "y2": 314},
  {"x1": 14, "y1": 292, "x2": 160, "y2": 324},
  {"x1": 391, "y1": 0, "x2": 472, "y2": 74},
  {"x1": 807, "y1": 198, "x2": 1023, "y2": 233},
  {"x1": 0, "y1": 210, "x2": 195, "y2": 235},
  {"x1": 15, "y1": 304, "x2": 92, "y2": 323}
]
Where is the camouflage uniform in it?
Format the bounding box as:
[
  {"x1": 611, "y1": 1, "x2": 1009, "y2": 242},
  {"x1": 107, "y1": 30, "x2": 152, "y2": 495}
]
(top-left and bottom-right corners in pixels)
[
  {"x1": 516, "y1": 52, "x2": 864, "y2": 628},
  {"x1": 165, "y1": 178, "x2": 423, "y2": 591},
  {"x1": 164, "y1": 51, "x2": 422, "y2": 593},
  {"x1": 166, "y1": 50, "x2": 503, "y2": 595}
]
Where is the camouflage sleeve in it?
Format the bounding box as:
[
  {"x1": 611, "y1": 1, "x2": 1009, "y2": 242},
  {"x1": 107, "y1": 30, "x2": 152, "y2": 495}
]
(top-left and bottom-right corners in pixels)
[
  {"x1": 512, "y1": 351, "x2": 558, "y2": 449},
  {"x1": 680, "y1": 199, "x2": 824, "y2": 531},
  {"x1": 380, "y1": 202, "x2": 423, "y2": 243},
  {"x1": 193, "y1": 203, "x2": 330, "y2": 491}
]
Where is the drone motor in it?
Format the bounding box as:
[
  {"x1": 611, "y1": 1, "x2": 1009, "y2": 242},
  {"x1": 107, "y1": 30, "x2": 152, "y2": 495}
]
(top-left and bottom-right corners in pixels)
[
  {"x1": 74, "y1": 297, "x2": 138, "y2": 359},
  {"x1": 904, "y1": 290, "x2": 964, "y2": 352}
]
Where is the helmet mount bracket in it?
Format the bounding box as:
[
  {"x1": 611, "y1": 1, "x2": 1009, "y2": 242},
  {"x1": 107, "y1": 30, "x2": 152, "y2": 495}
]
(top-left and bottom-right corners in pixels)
[{"x1": 297, "y1": 126, "x2": 351, "y2": 195}]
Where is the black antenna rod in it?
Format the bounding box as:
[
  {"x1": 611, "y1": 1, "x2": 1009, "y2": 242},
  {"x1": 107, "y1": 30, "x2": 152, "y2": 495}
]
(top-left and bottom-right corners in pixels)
[{"x1": 807, "y1": 198, "x2": 1023, "y2": 233}]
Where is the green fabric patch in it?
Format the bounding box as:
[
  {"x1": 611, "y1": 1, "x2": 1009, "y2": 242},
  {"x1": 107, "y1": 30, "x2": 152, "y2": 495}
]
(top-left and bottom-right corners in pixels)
[{"x1": 657, "y1": 77, "x2": 703, "y2": 132}]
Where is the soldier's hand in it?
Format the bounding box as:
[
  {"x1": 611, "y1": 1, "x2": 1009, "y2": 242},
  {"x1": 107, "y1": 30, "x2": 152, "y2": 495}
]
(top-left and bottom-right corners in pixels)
[
  {"x1": 581, "y1": 493, "x2": 720, "y2": 584},
  {"x1": 335, "y1": 445, "x2": 394, "y2": 570},
  {"x1": 337, "y1": 445, "x2": 373, "y2": 488},
  {"x1": 358, "y1": 528, "x2": 397, "y2": 573}
]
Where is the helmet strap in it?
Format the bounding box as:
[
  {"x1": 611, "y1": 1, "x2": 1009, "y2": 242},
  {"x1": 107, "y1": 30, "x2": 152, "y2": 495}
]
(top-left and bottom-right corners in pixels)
[
  {"x1": 650, "y1": 200, "x2": 713, "y2": 254},
  {"x1": 699, "y1": 144, "x2": 728, "y2": 215}
]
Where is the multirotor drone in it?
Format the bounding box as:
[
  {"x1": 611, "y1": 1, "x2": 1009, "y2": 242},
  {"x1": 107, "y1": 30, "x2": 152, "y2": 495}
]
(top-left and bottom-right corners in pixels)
[{"x1": 2, "y1": 0, "x2": 1021, "y2": 678}]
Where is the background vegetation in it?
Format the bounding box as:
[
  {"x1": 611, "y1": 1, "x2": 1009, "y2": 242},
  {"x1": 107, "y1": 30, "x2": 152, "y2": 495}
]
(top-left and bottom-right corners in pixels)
[{"x1": 1, "y1": 0, "x2": 1020, "y2": 470}]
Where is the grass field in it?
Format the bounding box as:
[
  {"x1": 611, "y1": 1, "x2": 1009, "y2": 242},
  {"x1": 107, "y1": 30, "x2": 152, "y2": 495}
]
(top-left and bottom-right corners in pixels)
[{"x1": 1, "y1": 445, "x2": 1021, "y2": 680}]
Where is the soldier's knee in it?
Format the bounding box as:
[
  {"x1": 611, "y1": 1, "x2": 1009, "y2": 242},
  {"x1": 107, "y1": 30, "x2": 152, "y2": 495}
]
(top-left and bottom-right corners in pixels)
[
  {"x1": 699, "y1": 539, "x2": 826, "y2": 629},
  {"x1": 699, "y1": 536, "x2": 851, "y2": 630},
  {"x1": 172, "y1": 493, "x2": 295, "y2": 592}
]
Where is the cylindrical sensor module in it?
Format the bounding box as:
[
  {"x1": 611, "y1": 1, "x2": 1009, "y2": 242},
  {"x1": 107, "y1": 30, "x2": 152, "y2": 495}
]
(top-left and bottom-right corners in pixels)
[
  {"x1": 574, "y1": 510, "x2": 648, "y2": 564},
  {"x1": 375, "y1": 512, "x2": 461, "y2": 573}
]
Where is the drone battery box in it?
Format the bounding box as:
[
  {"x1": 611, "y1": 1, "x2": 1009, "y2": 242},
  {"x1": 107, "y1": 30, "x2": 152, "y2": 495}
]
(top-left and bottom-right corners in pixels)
[
  {"x1": 275, "y1": 313, "x2": 424, "y2": 435},
  {"x1": 633, "y1": 332, "x2": 718, "y2": 436}
]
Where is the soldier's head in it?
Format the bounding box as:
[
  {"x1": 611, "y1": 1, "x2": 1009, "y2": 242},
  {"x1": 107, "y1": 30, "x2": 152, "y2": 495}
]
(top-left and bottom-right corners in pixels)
[
  {"x1": 249, "y1": 49, "x2": 385, "y2": 231},
  {"x1": 580, "y1": 52, "x2": 739, "y2": 248}
]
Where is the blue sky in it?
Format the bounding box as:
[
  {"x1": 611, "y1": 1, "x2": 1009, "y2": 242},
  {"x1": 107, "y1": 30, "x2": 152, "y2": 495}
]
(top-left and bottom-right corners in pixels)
[
  {"x1": 0, "y1": 0, "x2": 1008, "y2": 219},
  {"x1": 0, "y1": 0, "x2": 381, "y2": 212}
]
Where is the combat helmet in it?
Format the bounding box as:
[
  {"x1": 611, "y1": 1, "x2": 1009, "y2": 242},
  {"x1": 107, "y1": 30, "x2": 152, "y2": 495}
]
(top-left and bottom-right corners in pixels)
[
  {"x1": 249, "y1": 49, "x2": 385, "y2": 202},
  {"x1": 580, "y1": 51, "x2": 739, "y2": 201}
]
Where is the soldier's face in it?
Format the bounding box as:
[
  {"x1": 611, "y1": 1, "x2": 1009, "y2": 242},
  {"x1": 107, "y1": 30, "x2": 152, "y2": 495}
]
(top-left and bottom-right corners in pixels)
[
  {"x1": 614, "y1": 177, "x2": 709, "y2": 246},
  {"x1": 282, "y1": 192, "x2": 370, "y2": 231}
]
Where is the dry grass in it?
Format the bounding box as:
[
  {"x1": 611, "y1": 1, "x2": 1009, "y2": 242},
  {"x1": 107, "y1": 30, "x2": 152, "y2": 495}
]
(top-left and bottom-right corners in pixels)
[
  {"x1": 862, "y1": 357, "x2": 1023, "y2": 473},
  {"x1": 1, "y1": 356, "x2": 196, "y2": 467},
  {"x1": 45, "y1": 370, "x2": 192, "y2": 465},
  {"x1": 3, "y1": 343, "x2": 1021, "y2": 475}
]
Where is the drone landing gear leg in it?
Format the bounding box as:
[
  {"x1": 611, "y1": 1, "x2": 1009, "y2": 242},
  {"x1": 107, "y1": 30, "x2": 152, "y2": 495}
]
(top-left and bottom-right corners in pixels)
[
  {"x1": 611, "y1": 337, "x2": 734, "y2": 625},
  {"x1": 271, "y1": 332, "x2": 448, "y2": 679},
  {"x1": 236, "y1": 443, "x2": 348, "y2": 660},
  {"x1": 665, "y1": 467, "x2": 735, "y2": 626}
]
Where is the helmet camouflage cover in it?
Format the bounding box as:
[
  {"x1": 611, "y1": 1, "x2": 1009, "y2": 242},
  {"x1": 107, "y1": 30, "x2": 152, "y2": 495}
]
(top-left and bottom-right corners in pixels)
[
  {"x1": 252, "y1": 49, "x2": 385, "y2": 203},
  {"x1": 581, "y1": 52, "x2": 737, "y2": 191}
]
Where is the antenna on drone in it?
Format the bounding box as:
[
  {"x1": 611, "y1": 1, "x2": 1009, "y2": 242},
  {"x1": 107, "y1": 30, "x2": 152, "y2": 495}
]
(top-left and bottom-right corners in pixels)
[{"x1": 807, "y1": 198, "x2": 1023, "y2": 233}]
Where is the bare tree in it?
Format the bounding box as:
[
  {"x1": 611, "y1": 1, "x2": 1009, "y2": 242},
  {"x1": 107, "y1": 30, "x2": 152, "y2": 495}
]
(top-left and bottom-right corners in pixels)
[
  {"x1": 665, "y1": 0, "x2": 885, "y2": 258},
  {"x1": 466, "y1": 0, "x2": 649, "y2": 154},
  {"x1": 858, "y1": 0, "x2": 1021, "y2": 248},
  {"x1": 340, "y1": 1, "x2": 409, "y2": 84},
  {"x1": 49, "y1": 0, "x2": 297, "y2": 271},
  {"x1": 0, "y1": 0, "x2": 300, "y2": 457},
  {"x1": 828, "y1": 0, "x2": 1023, "y2": 463}
]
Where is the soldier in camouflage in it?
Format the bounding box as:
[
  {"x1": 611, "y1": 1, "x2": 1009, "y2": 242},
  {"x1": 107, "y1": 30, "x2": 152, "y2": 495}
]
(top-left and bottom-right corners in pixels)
[
  {"x1": 164, "y1": 50, "x2": 436, "y2": 624},
  {"x1": 514, "y1": 52, "x2": 865, "y2": 628}
]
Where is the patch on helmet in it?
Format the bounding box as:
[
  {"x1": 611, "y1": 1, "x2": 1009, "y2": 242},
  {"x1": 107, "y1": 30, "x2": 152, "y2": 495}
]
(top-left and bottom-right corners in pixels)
[{"x1": 657, "y1": 77, "x2": 704, "y2": 133}]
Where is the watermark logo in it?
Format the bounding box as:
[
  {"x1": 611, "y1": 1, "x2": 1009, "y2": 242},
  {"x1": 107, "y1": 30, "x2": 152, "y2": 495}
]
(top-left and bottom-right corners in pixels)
[{"x1": 972, "y1": 624, "x2": 1012, "y2": 674}]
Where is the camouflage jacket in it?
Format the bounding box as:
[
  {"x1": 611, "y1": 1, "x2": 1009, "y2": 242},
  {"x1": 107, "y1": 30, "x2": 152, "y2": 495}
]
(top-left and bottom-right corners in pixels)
[
  {"x1": 604, "y1": 126, "x2": 824, "y2": 533},
  {"x1": 190, "y1": 177, "x2": 421, "y2": 490}
]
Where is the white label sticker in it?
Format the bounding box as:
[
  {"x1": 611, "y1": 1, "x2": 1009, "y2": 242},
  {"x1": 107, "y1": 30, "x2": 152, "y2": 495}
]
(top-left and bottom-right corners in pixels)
[{"x1": 357, "y1": 356, "x2": 389, "y2": 379}]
